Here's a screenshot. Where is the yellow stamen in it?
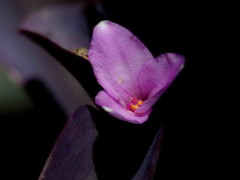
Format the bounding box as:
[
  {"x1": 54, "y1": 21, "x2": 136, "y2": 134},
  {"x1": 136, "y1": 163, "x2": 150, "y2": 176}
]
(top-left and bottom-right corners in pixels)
[
  {"x1": 128, "y1": 97, "x2": 144, "y2": 111},
  {"x1": 130, "y1": 104, "x2": 140, "y2": 111},
  {"x1": 73, "y1": 47, "x2": 88, "y2": 60},
  {"x1": 137, "y1": 100, "x2": 143, "y2": 106}
]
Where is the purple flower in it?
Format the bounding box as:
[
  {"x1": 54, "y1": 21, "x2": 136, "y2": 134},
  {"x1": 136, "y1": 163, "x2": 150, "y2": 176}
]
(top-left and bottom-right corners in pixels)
[{"x1": 88, "y1": 20, "x2": 185, "y2": 124}]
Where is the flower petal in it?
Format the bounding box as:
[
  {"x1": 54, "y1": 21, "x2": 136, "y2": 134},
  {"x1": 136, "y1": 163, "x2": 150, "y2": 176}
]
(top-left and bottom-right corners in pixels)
[
  {"x1": 138, "y1": 53, "x2": 185, "y2": 100},
  {"x1": 135, "y1": 88, "x2": 166, "y2": 114},
  {"x1": 88, "y1": 20, "x2": 153, "y2": 104},
  {"x1": 95, "y1": 91, "x2": 150, "y2": 124}
]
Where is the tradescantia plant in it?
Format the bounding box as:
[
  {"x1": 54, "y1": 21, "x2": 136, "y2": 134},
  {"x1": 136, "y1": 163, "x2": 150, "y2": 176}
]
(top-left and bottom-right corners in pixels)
[{"x1": 20, "y1": 3, "x2": 185, "y2": 180}]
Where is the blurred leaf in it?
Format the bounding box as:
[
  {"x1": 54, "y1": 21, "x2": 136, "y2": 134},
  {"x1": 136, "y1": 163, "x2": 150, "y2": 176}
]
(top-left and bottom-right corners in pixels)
[
  {"x1": 38, "y1": 105, "x2": 98, "y2": 180},
  {"x1": 2, "y1": 78, "x2": 67, "y2": 179},
  {"x1": 0, "y1": 66, "x2": 33, "y2": 115},
  {"x1": 20, "y1": 3, "x2": 101, "y2": 99},
  {"x1": 24, "y1": 79, "x2": 67, "y2": 122},
  {"x1": 20, "y1": 3, "x2": 90, "y2": 51},
  {"x1": 21, "y1": 30, "x2": 100, "y2": 99},
  {"x1": 132, "y1": 127, "x2": 163, "y2": 180}
]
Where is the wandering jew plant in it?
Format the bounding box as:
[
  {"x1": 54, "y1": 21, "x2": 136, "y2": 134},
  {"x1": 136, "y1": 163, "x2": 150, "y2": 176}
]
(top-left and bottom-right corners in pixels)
[
  {"x1": 88, "y1": 20, "x2": 185, "y2": 124},
  {"x1": 17, "y1": 3, "x2": 187, "y2": 179}
]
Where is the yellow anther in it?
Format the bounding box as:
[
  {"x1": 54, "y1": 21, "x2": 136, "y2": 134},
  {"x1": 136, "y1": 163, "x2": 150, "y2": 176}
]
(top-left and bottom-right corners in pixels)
[
  {"x1": 130, "y1": 104, "x2": 140, "y2": 111},
  {"x1": 128, "y1": 97, "x2": 144, "y2": 111},
  {"x1": 137, "y1": 100, "x2": 143, "y2": 106},
  {"x1": 73, "y1": 47, "x2": 88, "y2": 60}
]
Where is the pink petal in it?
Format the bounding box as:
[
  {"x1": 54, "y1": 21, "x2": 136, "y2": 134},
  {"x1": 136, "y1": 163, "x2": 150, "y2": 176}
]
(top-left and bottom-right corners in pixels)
[
  {"x1": 135, "y1": 89, "x2": 166, "y2": 114},
  {"x1": 95, "y1": 91, "x2": 150, "y2": 124},
  {"x1": 138, "y1": 53, "x2": 185, "y2": 100},
  {"x1": 88, "y1": 20, "x2": 153, "y2": 105}
]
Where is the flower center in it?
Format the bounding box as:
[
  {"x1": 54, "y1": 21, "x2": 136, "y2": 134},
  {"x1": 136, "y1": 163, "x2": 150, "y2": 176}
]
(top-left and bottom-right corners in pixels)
[{"x1": 127, "y1": 97, "x2": 144, "y2": 112}]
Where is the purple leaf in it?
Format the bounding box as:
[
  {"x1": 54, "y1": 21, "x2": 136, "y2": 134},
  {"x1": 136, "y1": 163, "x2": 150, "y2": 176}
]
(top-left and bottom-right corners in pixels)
[
  {"x1": 20, "y1": 30, "x2": 100, "y2": 99},
  {"x1": 132, "y1": 127, "x2": 163, "y2": 180},
  {"x1": 38, "y1": 105, "x2": 98, "y2": 180},
  {"x1": 93, "y1": 111, "x2": 163, "y2": 180}
]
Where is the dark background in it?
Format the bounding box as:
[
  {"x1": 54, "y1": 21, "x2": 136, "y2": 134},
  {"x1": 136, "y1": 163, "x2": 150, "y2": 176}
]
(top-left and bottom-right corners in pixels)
[
  {"x1": 0, "y1": 0, "x2": 228, "y2": 179},
  {"x1": 98, "y1": 1, "x2": 224, "y2": 179}
]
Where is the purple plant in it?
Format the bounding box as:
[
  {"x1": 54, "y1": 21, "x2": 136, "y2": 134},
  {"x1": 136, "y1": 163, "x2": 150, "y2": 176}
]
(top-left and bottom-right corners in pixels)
[{"x1": 19, "y1": 4, "x2": 186, "y2": 178}]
